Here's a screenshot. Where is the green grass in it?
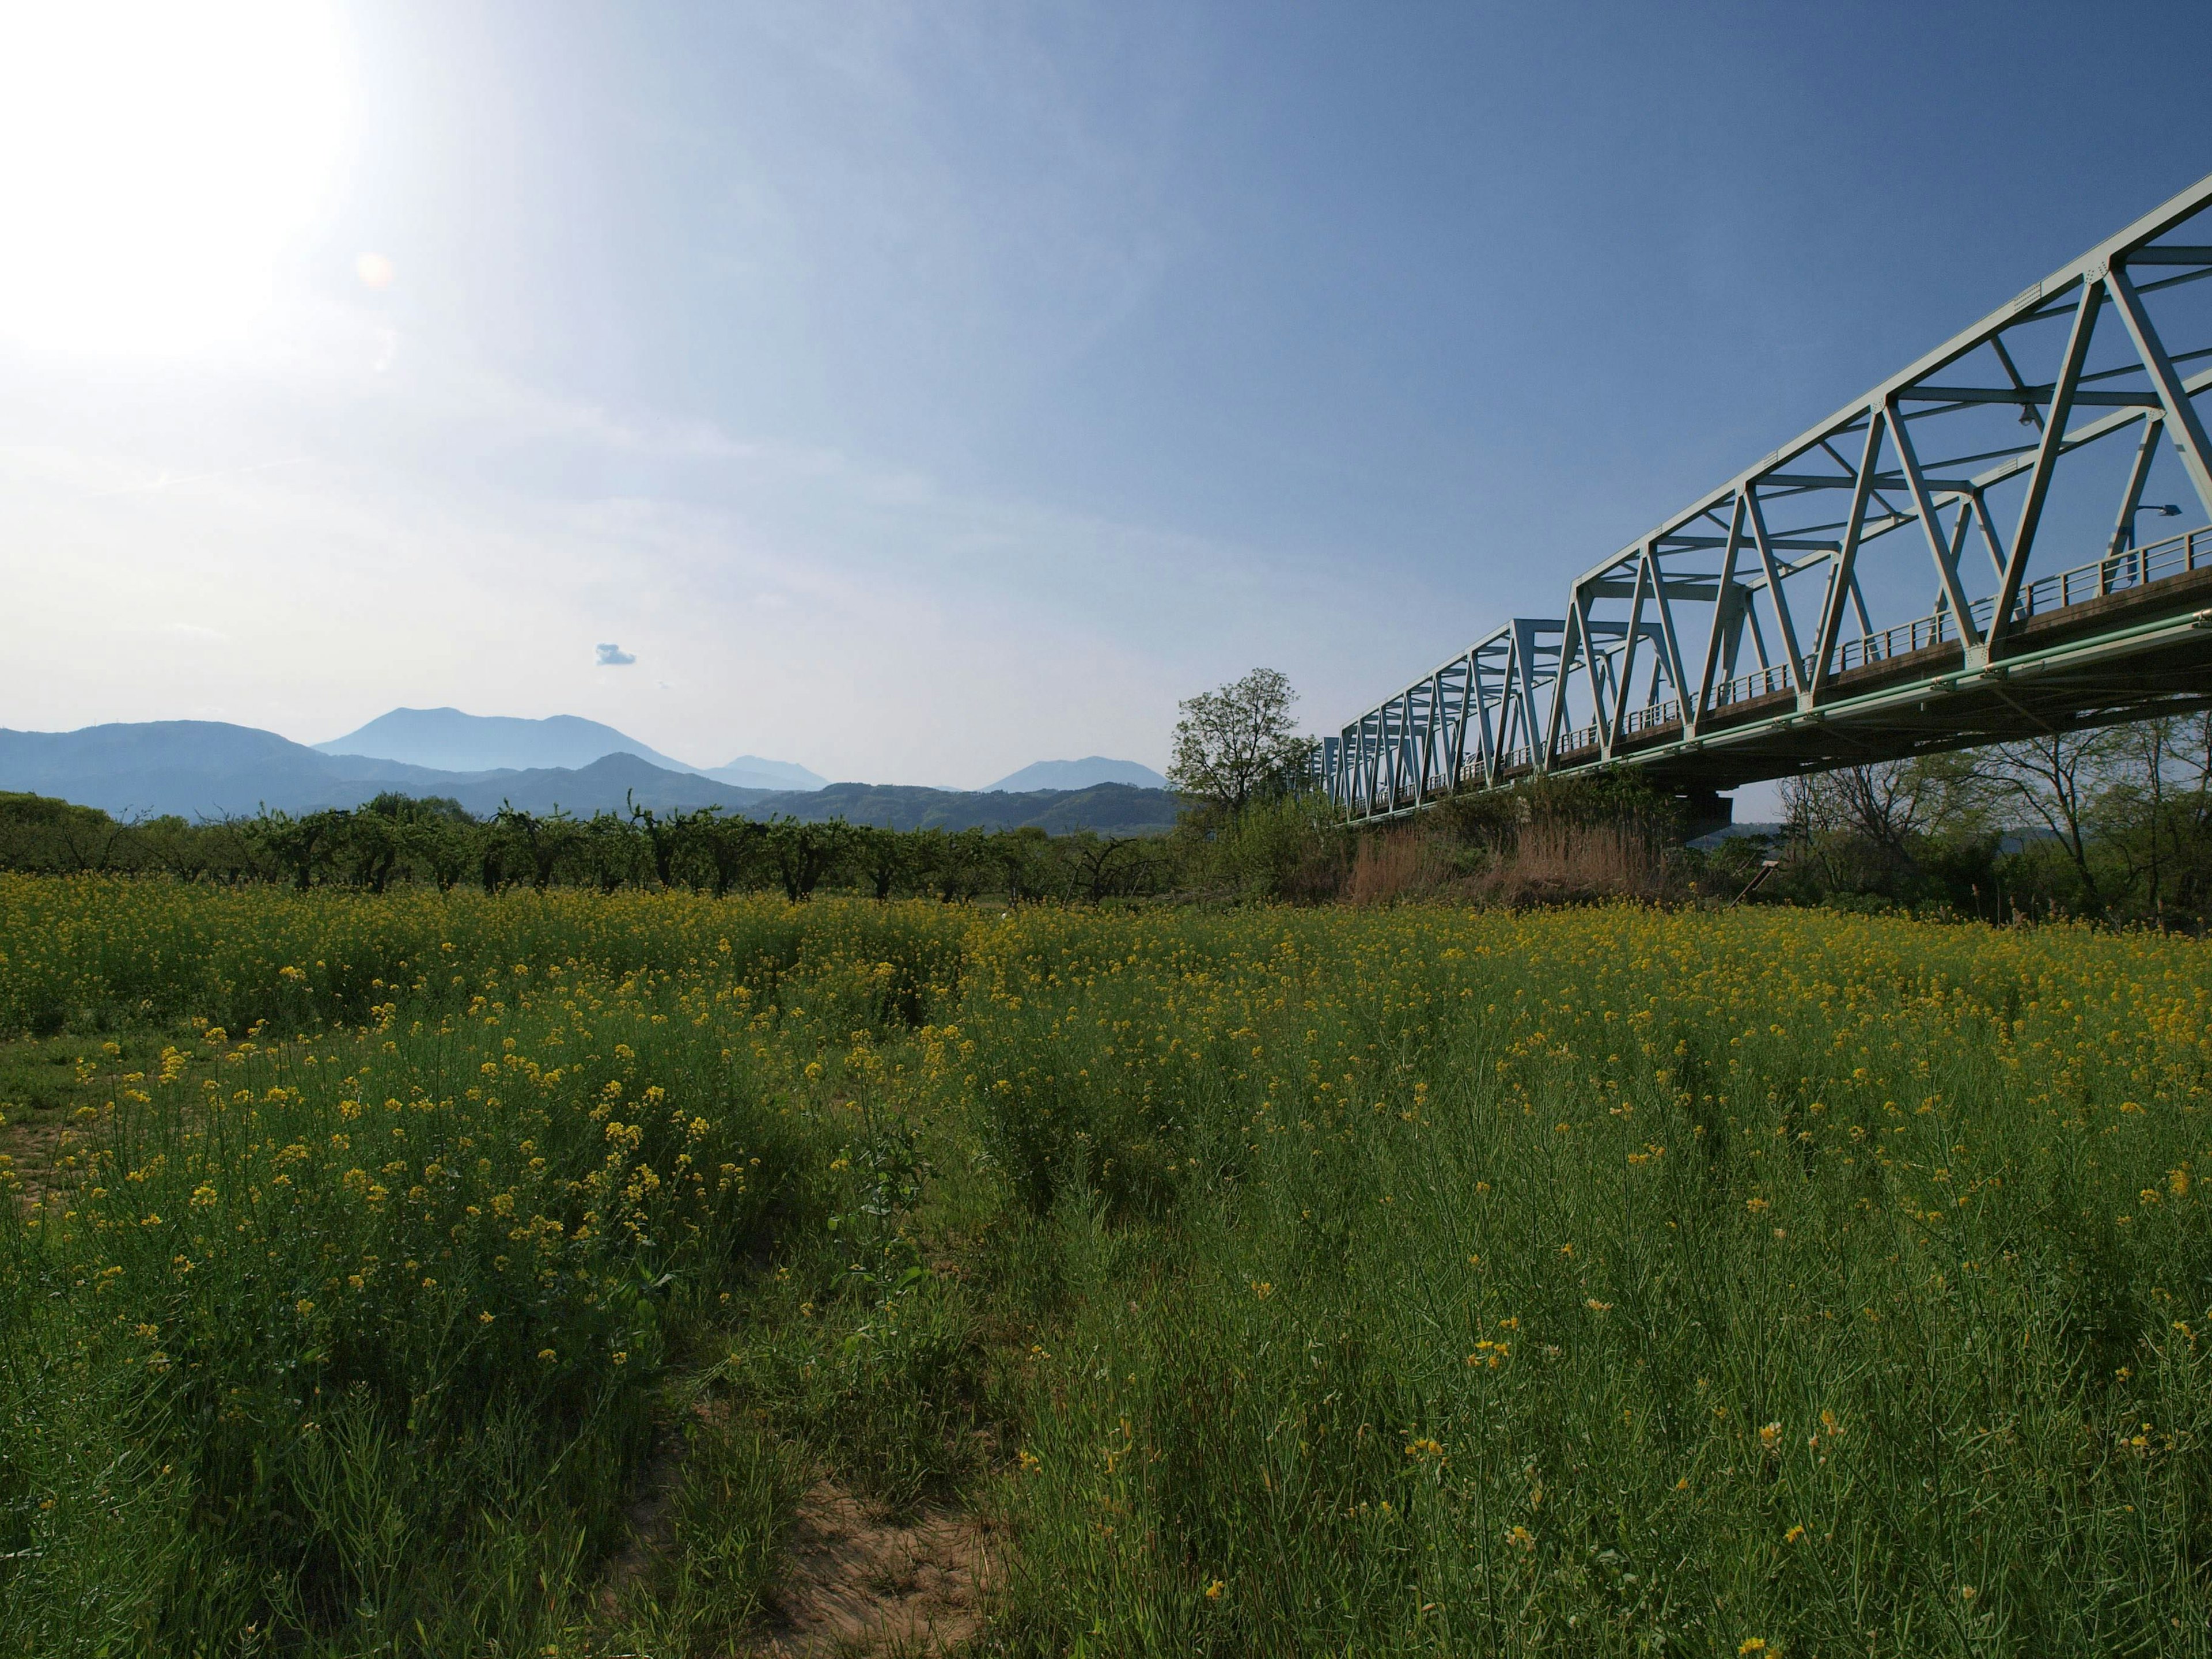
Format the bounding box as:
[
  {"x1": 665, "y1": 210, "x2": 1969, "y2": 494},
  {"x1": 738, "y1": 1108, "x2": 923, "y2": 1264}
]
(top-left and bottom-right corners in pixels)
[
  {"x1": 6, "y1": 880, "x2": 2212, "y2": 1654},
  {"x1": 949, "y1": 906, "x2": 2212, "y2": 1656}
]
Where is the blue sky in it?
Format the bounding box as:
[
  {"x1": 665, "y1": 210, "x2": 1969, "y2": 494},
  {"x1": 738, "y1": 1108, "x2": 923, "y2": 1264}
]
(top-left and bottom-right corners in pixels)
[{"x1": 3, "y1": 2, "x2": 2209, "y2": 796}]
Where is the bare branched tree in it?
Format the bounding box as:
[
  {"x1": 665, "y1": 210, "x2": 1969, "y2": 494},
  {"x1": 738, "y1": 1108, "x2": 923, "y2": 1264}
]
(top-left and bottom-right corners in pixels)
[
  {"x1": 1783, "y1": 760, "x2": 1942, "y2": 889},
  {"x1": 1813, "y1": 765, "x2": 1923, "y2": 857}
]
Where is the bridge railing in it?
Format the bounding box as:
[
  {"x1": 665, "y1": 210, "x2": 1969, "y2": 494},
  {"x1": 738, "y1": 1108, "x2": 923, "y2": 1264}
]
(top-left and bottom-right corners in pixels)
[
  {"x1": 1979, "y1": 522, "x2": 2210, "y2": 627},
  {"x1": 1699, "y1": 523, "x2": 2212, "y2": 724}
]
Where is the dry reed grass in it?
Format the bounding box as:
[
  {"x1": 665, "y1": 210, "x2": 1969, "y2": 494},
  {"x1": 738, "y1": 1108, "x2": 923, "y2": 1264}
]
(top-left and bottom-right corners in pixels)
[
  {"x1": 1483, "y1": 820, "x2": 1664, "y2": 904},
  {"x1": 1343, "y1": 820, "x2": 1668, "y2": 907},
  {"x1": 1342, "y1": 829, "x2": 1453, "y2": 905}
]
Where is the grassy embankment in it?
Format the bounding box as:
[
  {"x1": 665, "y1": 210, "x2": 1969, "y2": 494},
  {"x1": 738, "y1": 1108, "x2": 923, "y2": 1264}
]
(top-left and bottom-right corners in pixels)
[{"x1": 4, "y1": 874, "x2": 2211, "y2": 1655}]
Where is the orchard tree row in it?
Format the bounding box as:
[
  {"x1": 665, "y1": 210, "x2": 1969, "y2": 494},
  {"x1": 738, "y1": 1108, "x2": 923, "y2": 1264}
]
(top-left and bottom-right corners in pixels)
[{"x1": 0, "y1": 790, "x2": 1175, "y2": 904}]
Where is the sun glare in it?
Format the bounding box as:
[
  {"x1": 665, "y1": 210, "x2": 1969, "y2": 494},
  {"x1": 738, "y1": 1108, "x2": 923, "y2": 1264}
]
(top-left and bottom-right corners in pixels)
[{"x1": 0, "y1": 0, "x2": 349, "y2": 355}]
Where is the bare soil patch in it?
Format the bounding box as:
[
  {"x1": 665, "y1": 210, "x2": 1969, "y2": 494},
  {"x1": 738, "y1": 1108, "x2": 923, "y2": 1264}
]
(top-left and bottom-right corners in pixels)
[
  {"x1": 753, "y1": 1480, "x2": 994, "y2": 1657},
  {"x1": 1, "y1": 1111, "x2": 79, "y2": 1207}
]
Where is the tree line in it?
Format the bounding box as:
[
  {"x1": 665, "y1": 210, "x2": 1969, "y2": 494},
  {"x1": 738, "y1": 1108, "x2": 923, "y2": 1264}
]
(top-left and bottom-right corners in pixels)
[
  {"x1": 1690, "y1": 710, "x2": 2212, "y2": 925},
  {"x1": 0, "y1": 668, "x2": 1331, "y2": 904},
  {"x1": 20, "y1": 661, "x2": 2195, "y2": 923},
  {"x1": 0, "y1": 791, "x2": 1181, "y2": 904}
]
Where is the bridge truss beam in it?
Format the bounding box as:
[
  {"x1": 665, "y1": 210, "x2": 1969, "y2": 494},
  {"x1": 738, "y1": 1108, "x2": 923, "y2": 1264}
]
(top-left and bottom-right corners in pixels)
[{"x1": 1326, "y1": 172, "x2": 2212, "y2": 823}]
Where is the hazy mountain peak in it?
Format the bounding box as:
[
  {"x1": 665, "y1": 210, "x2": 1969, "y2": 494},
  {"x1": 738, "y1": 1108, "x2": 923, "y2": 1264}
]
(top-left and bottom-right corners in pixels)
[
  {"x1": 315, "y1": 709, "x2": 830, "y2": 793},
  {"x1": 704, "y1": 755, "x2": 829, "y2": 792},
  {"x1": 984, "y1": 756, "x2": 1169, "y2": 794},
  {"x1": 315, "y1": 707, "x2": 703, "y2": 777}
]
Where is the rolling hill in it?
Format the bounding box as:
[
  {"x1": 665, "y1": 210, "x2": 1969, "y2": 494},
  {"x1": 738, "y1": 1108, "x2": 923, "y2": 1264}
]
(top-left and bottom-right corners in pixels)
[
  {"x1": 0, "y1": 721, "x2": 1178, "y2": 833},
  {"x1": 0, "y1": 722, "x2": 460, "y2": 819}
]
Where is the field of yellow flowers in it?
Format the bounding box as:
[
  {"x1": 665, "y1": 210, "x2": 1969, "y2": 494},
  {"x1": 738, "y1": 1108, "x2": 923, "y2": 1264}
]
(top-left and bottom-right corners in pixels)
[{"x1": 6, "y1": 874, "x2": 2212, "y2": 1656}]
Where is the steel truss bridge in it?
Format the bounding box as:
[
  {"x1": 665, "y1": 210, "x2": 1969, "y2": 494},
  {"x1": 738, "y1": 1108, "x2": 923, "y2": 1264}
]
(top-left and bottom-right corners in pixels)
[{"x1": 1324, "y1": 172, "x2": 2212, "y2": 826}]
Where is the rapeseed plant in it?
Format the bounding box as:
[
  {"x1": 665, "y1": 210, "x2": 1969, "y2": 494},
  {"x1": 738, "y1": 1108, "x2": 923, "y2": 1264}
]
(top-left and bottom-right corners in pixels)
[{"x1": 6, "y1": 881, "x2": 2212, "y2": 1654}]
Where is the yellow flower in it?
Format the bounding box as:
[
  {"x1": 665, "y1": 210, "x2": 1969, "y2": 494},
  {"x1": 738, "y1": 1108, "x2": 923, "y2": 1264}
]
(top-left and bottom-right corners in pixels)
[
  {"x1": 1204, "y1": 1578, "x2": 1225, "y2": 1600},
  {"x1": 1784, "y1": 1524, "x2": 1805, "y2": 1543}
]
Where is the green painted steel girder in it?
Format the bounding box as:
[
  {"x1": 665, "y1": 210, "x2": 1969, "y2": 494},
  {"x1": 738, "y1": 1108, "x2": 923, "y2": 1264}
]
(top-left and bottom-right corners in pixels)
[{"x1": 1324, "y1": 170, "x2": 2212, "y2": 824}]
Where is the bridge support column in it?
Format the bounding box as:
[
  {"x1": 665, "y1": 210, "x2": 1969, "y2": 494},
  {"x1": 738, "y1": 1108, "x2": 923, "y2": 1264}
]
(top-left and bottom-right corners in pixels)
[{"x1": 1673, "y1": 789, "x2": 1732, "y2": 842}]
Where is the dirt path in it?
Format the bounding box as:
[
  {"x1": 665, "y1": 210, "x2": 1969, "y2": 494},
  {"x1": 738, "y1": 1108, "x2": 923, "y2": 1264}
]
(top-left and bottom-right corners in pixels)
[{"x1": 752, "y1": 1480, "x2": 995, "y2": 1657}]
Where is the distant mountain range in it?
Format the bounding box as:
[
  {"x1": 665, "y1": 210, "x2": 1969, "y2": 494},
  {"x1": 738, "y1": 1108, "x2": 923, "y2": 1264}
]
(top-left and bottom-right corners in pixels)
[
  {"x1": 0, "y1": 721, "x2": 1181, "y2": 836},
  {"x1": 313, "y1": 707, "x2": 829, "y2": 792},
  {"x1": 983, "y1": 756, "x2": 1168, "y2": 793},
  {"x1": 0, "y1": 721, "x2": 468, "y2": 820}
]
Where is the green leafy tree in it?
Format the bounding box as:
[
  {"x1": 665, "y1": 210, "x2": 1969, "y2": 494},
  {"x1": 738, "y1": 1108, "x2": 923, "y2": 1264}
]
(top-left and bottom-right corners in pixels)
[
  {"x1": 1168, "y1": 668, "x2": 1316, "y2": 815},
  {"x1": 339, "y1": 805, "x2": 403, "y2": 893},
  {"x1": 627, "y1": 796, "x2": 699, "y2": 889},
  {"x1": 577, "y1": 810, "x2": 641, "y2": 893},
  {"x1": 135, "y1": 814, "x2": 211, "y2": 881},
  {"x1": 0, "y1": 793, "x2": 130, "y2": 873},
  {"x1": 766, "y1": 819, "x2": 851, "y2": 902},
  {"x1": 399, "y1": 798, "x2": 480, "y2": 892},
  {"x1": 496, "y1": 806, "x2": 581, "y2": 892},
  {"x1": 850, "y1": 824, "x2": 919, "y2": 901},
  {"x1": 991, "y1": 826, "x2": 1058, "y2": 903},
  {"x1": 248, "y1": 808, "x2": 345, "y2": 891},
  {"x1": 692, "y1": 811, "x2": 768, "y2": 897},
  {"x1": 934, "y1": 827, "x2": 995, "y2": 902}
]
